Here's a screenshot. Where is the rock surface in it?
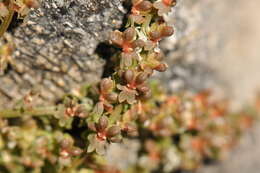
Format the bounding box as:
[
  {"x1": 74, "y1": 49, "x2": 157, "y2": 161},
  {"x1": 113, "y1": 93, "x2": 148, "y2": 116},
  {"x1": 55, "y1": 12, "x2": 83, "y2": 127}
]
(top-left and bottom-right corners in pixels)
[{"x1": 0, "y1": 0, "x2": 126, "y2": 107}]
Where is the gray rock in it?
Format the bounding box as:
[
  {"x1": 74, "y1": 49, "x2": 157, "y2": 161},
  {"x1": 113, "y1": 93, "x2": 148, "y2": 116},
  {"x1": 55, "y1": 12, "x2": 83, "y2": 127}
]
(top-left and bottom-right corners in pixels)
[{"x1": 0, "y1": 0, "x2": 126, "y2": 107}]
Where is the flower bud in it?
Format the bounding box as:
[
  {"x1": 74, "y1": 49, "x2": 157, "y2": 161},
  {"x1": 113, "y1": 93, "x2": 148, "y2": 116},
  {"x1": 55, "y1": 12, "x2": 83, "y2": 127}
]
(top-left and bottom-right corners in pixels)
[
  {"x1": 149, "y1": 31, "x2": 161, "y2": 41},
  {"x1": 161, "y1": 26, "x2": 174, "y2": 37},
  {"x1": 136, "y1": 73, "x2": 148, "y2": 84},
  {"x1": 100, "y1": 78, "x2": 113, "y2": 92},
  {"x1": 136, "y1": 1, "x2": 153, "y2": 11},
  {"x1": 163, "y1": 0, "x2": 177, "y2": 6},
  {"x1": 133, "y1": 39, "x2": 145, "y2": 48},
  {"x1": 96, "y1": 116, "x2": 108, "y2": 132},
  {"x1": 155, "y1": 63, "x2": 168, "y2": 72},
  {"x1": 124, "y1": 27, "x2": 136, "y2": 41},
  {"x1": 107, "y1": 126, "x2": 121, "y2": 137},
  {"x1": 124, "y1": 69, "x2": 135, "y2": 84}
]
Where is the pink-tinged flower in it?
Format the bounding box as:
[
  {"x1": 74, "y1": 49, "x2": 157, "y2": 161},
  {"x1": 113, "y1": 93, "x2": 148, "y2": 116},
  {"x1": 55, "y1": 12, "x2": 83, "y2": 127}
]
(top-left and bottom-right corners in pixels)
[
  {"x1": 120, "y1": 52, "x2": 139, "y2": 68},
  {"x1": 131, "y1": 0, "x2": 153, "y2": 15},
  {"x1": 153, "y1": 0, "x2": 176, "y2": 16},
  {"x1": 87, "y1": 134, "x2": 108, "y2": 155},
  {"x1": 117, "y1": 84, "x2": 138, "y2": 104},
  {"x1": 87, "y1": 116, "x2": 122, "y2": 155},
  {"x1": 110, "y1": 27, "x2": 136, "y2": 53}
]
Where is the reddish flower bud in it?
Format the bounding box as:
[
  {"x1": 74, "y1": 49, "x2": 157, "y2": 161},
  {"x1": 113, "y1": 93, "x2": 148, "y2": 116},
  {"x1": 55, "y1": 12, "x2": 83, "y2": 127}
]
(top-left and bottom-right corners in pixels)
[
  {"x1": 96, "y1": 116, "x2": 109, "y2": 132},
  {"x1": 124, "y1": 69, "x2": 135, "y2": 84},
  {"x1": 100, "y1": 78, "x2": 113, "y2": 92},
  {"x1": 136, "y1": 73, "x2": 148, "y2": 84},
  {"x1": 124, "y1": 27, "x2": 136, "y2": 41},
  {"x1": 107, "y1": 126, "x2": 121, "y2": 138},
  {"x1": 163, "y1": 0, "x2": 176, "y2": 6},
  {"x1": 136, "y1": 1, "x2": 153, "y2": 11},
  {"x1": 149, "y1": 31, "x2": 161, "y2": 41},
  {"x1": 161, "y1": 26, "x2": 174, "y2": 37},
  {"x1": 155, "y1": 63, "x2": 168, "y2": 72}
]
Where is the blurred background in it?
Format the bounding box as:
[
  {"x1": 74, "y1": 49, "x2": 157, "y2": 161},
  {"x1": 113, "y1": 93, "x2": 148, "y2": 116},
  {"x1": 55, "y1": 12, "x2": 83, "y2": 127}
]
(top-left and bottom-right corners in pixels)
[{"x1": 168, "y1": 0, "x2": 260, "y2": 172}]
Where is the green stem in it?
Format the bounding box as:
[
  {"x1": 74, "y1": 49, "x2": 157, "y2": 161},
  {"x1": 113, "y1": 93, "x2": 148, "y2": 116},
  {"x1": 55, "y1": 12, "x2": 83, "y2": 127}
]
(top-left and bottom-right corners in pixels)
[
  {"x1": 0, "y1": 1, "x2": 15, "y2": 37},
  {"x1": 0, "y1": 106, "x2": 57, "y2": 118}
]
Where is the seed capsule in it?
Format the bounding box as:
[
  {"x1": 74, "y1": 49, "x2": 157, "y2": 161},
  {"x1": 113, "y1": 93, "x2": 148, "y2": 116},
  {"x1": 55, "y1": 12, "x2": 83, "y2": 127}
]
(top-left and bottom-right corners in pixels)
[
  {"x1": 107, "y1": 126, "x2": 121, "y2": 137},
  {"x1": 124, "y1": 27, "x2": 136, "y2": 41},
  {"x1": 161, "y1": 26, "x2": 174, "y2": 37},
  {"x1": 155, "y1": 63, "x2": 168, "y2": 72},
  {"x1": 136, "y1": 73, "x2": 148, "y2": 84},
  {"x1": 96, "y1": 116, "x2": 108, "y2": 132},
  {"x1": 149, "y1": 31, "x2": 161, "y2": 41},
  {"x1": 136, "y1": 1, "x2": 153, "y2": 11},
  {"x1": 124, "y1": 69, "x2": 135, "y2": 84},
  {"x1": 100, "y1": 78, "x2": 113, "y2": 92}
]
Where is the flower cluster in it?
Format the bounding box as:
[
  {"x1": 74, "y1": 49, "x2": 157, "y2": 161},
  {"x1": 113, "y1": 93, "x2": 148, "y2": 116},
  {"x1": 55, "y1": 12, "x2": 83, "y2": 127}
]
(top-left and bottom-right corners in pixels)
[{"x1": 117, "y1": 86, "x2": 256, "y2": 172}]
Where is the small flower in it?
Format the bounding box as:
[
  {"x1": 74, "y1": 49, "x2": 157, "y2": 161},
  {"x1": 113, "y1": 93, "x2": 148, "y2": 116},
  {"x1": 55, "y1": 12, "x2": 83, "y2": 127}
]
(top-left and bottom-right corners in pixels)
[
  {"x1": 117, "y1": 84, "x2": 138, "y2": 104},
  {"x1": 110, "y1": 27, "x2": 136, "y2": 53},
  {"x1": 120, "y1": 52, "x2": 139, "y2": 68},
  {"x1": 87, "y1": 134, "x2": 108, "y2": 155},
  {"x1": 131, "y1": 0, "x2": 153, "y2": 15},
  {"x1": 153, "y1": 0, "x2": 176, "y2": 16},
  {"x1": 98, "y1": 78, "x2": 117, "y2": 111}
]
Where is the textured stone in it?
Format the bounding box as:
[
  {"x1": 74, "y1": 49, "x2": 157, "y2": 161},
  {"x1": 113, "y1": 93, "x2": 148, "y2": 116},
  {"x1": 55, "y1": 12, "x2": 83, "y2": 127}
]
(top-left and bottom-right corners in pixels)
[{"x1": 0, "y1": 0, "x2": 126, "y2": 107}]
